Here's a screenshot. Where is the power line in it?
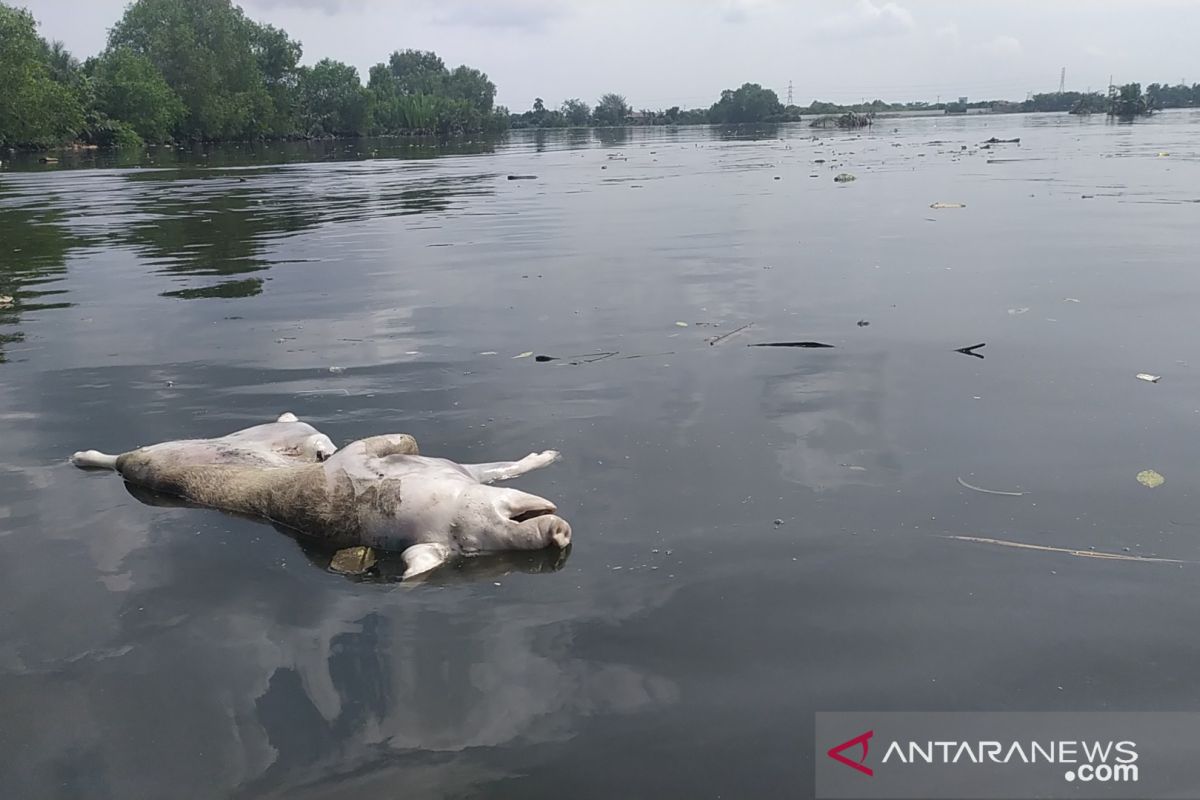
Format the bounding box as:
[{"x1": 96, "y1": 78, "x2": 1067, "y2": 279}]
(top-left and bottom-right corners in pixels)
[
  {"x1": 786, "y1": 79, "x2": 793, "y2": 106},
  {"x1": 1058, "y1": 66, "x2": 1066, "y2": 94}
]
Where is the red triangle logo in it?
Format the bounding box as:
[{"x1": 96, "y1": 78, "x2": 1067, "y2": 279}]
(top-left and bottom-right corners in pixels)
[{"x1": 827, "y1": 730, "x2": 874, "y2": 776}]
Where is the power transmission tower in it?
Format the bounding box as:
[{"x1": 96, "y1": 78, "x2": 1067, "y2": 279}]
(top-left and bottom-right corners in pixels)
[
  {"x1": 787, "y1": 80, "x2": 793, "y2": 106},
  {"x1": 1058, "y1": 67, "x2": 1066, "y2": 94}
]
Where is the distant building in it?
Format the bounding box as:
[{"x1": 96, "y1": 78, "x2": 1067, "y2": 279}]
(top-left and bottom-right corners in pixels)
[{"x1": 944, "y1": 96, "x2": 969, "y2": 114}]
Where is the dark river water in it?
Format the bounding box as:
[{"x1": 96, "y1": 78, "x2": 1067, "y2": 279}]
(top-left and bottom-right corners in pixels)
[{"x1": 3, "y1": 112, "x2": 1200, "y2": 799}]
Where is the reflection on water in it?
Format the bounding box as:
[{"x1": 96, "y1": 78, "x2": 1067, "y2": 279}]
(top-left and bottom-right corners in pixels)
[{"x1": 4, "y1": 113, "x2": 1200, "y2": 797}]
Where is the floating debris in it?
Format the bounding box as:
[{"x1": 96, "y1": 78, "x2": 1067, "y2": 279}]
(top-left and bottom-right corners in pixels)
[
  {"x1": 329, "y1": 546, "x2": 377, "y2": 575},
  {"x1": 957, "y1": 476, "x2": 1027, "y2": 497},
  {"x1": 982, "y1": 137, "x2": 1020, "y2": 144},
  {"x1": 750, "y1": 341, "x2": 835, "y2": 349},
  {"x1": 0, "y1": 295, "x2": 13, "y2": 308},
  {"x1": 621, "y1": 351, "x2": 675, "y2": 361},
  {"x1": 1007, "y1": 307, "x2": 1030, "y2": 316},
  {"x1": 1136, "y1": 373, "x2": 1161, "y2": 383},
  {"x1": 534, "y1": 351, "x2": 618, "y2": 365},
  {"x1": 507, "y1": 174, "x2": 537, "y2": 180},
  {"x1": 945, "y1": 535, "x2": 1186, "y2": 564},
  {"x1": 833, "y1": 173, "x2": 857, "y2": 183},
  {"x1": 675, "y1": 321, "x2": 689, "y2": 327},
  {"x1": 707, "y1": 323, "x2": 753, "y2": 346},
  {"x1": 512, "y1": 351, "x2": 534, "y2": 359},
  {"x1": 1136, "y1": 469, "x2": 1165, "y2": 488},
  {"x1": 930, "y1": 202, "x2": 966, "y2": 209},
  {"x1": 954, "y1": 342, "x2": 986, "y2": 359},
  {"x1": 856, "y1": 320, "x2": 870, "y2": 327}
]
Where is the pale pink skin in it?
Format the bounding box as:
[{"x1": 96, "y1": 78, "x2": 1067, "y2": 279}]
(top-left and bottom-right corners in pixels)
[
  {"x1": 329, "y1": 441, "x2": 571, "y2": 576},
  {"x1": 72, "y1": 413, "x2": 571, "y2": 579}
]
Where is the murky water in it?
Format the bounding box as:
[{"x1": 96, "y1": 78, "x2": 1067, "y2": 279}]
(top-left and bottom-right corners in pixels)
[{"x1": 3, "y1": 112, "x2": 1200, "y2": 799}]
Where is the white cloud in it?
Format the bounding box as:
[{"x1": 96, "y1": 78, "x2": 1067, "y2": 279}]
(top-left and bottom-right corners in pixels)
[
  {"x1": 244, "y1": 0, "x2": 367, "y2": 14},
  {"x1": 980, "y1": 34, "x2": 1023, "y2": 57},
  {"x1": 817, "y1": 0, "x2": 915, "y2": 39},
  {"x1": 933, "y1": 22, "x2": 960, "y2": 48},
  {"x1": 431, "y1": 0, "x2": 569, "y2": 30},
  {"x1": 245, "y1": 0, "x2": 567, "y2": 28},
  {"x1": 721, "y1": 0, "x2": 775, "y2": 24}
]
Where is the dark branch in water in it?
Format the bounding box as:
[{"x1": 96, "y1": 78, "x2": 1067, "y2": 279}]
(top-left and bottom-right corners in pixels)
[
  {"x1": 536, "y1": 351, "x2": 618, "y2": 365},
  {"x1": 954, "y1": 343, "x2": 986, "y2": 358},
  {"x1": 750, "y1": 341, "x2": 835, "y2": 348},
  {"x1": 707, "y1": 323, "x2": 753, "y2": 346}
]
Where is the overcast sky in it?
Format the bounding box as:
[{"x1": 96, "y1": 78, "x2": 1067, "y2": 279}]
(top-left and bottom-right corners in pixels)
[{"x1": 19, "y1": 0, "x2": 1200, "y2": 110}]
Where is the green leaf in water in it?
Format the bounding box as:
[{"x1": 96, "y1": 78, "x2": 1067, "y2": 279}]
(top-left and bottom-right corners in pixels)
[{"x1": 1136, "y1": 469, "x2": 1165, "y2": 488}]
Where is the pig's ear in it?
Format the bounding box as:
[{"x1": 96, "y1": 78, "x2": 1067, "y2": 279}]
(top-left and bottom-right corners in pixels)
[
  {"x1": 497, "y1": 488, "x2": 557, "y2": 522},
  {"x1": 401, "y1": 543, "x2": 451, "y2": 579}
]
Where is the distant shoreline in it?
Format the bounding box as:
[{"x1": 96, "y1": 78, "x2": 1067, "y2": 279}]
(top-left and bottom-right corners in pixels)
[{"x1": 6, "y1": 107, "x2": 1197, "y2": 166}]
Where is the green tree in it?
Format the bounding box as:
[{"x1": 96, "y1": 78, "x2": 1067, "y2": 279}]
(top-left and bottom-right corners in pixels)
[
  {"x1": 386, "y1": 49, "x2": 446, "y2": 95},
  {"x1": 708, "y1": 83, "x2": 782, "y2": 123},
  {"x1": 107, "y1": 0, "x2": 281, "y2": 140},
  {"x1": 0, "y1": 3, "x2": 84, "y2": 147},
  {"x1": 1108, "y1": 82, "x2": 1150, "y2": 118},
  {"x1": 366, "y1": 63, "x2": 402, "y2": 131},
  {"x1": 592, "y1": 92, "x2": 629, "y2": 126},
  {"x1": 92, "y1": 48, "x2": 184, "y2": 141},
  {"x1": 249, "y1": 21, "x2": 302, "y2": 135},
  {"x1": 1068, "y1": 92, "x2": 1107, "y2": 114},
  {"x1": 395, "y1": 93, "x2": 438, "y2": 132},
  {"x1": 367, "y1": 49, "x2": 498, "y2": 135},
  {"x1": 443, "y1": 65, "x2": 494, "y2": 111},
  {"x1": 296, "y1": 59, "x2": 367, "y2": 135},
  {"x1": 487, "y1": 106, "x2": 511, "y2": 132},
  {"x1": 40, "y1": 38, "x2": 83, "y2": 88},
  {"x1": 560, "y1": 98, "x2": 591, "y2": 126}
]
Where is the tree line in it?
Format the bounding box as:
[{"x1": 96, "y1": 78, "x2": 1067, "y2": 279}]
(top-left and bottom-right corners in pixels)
[
  {"x1": 4, "y1": 0, "x2": 1197, "y2": 149},
  {"x1": 509, "y1": 83, "x2": 792, "y2": 128},
  {"x1": 509, "y1": 80, "x2": 1200, "y2": 129},
  {"x1": 1, "y1": 0, "x2": 506, "y2": 149}
]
